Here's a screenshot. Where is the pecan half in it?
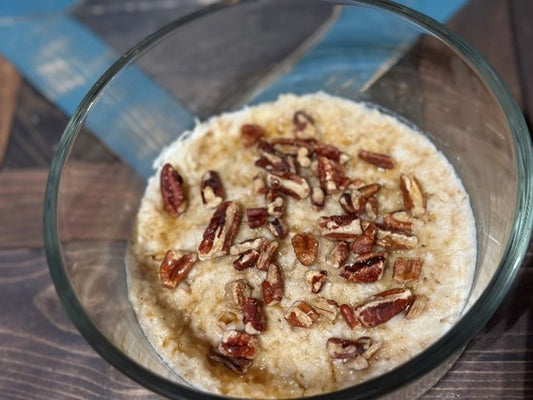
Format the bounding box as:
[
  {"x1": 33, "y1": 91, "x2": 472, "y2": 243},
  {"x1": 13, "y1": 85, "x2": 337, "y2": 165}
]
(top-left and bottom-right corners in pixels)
[
  {"x1": 233, "y1": 249, "x2": 260, "y2": 271},
  {"x1": 393, "y1": 257, "x2": 423, "y2": 282},
  {"x1": 293, "y1": 110, "x2": 318, "y2": 139},
  {"x1": 262, "y1": 263, "x2": 284, "y2": 305},
  {"x1": 326, "y1": 337, "x2": 381, "y2": 370},
  {"x1": 198, "y1": 201, "x2": 242, "y2": 260},
  {"x1": 318, "y1": 214, "x2": 362, "y2": 241},
  {"x1": 225, "y1": 279, "x2": 252, "y2": 307},
  {"x1": 339, "y1": 252, "x2": 386, "y2": 283},
  {"x1": 306, "y1": 270, "x2": 328, "y2": 293},
  {"x1": 326, "y1": 241, "x2": 350, "y2": 268},
  {"x1": 242, "y1": 297, "x2": 265, "y2": 335},
  {"x1": 311, "y1": 297, "x2": 339, "y2": 322},
  {"x1": 218, "y1": 330, "x2": 258, "y2": 359},
  {"x1": 267, "y1": 218, "x2": 287, "y2": 239},
  {"x1": 285, "y1": 301, "x2": 320, "y2": 328},
  {"x1": 256, "y1": 240, "x2": 279, "y2": 271},
  {"x1": 358, "y1": 150, "x2": 394, "y2": 169},
  {"x1": 246, "y1": 207, "x2": 268, "y2": 228},
  {"x1": 266, "y1": 173, "x2": 310, "y2": 200},
  {"x1": 159, "y1": 250, "x2": 198, "y2": 288},
  {"x1": 382, "y1": 211, "x2": 413, "y2": 234},
  {"x1": 315, "y1": 143, "x2": 350, "y2": 164},
  {"x1": 291, "y1": 232, "x2": 319, "y2": 266},
  {"x1": 201, "y1": 170, "x2": 225, "y2": 209},
  {"x1": 241, "y1": 124, "x2": 265, "y2": 147},
  {"x1": 318, "y1": 156, "x2": 345, "y2": 193},
  {"x1": 376, "y1": 228, "x2": 418, "y2": 250},
  {"x1": 406, "y1": 294, "x2": 429, "y2": 319},
  {"x1": 339, "y1": 304, "x2": 362, "y2": 330},
  {"x1": 354, "y1": 288, "x2": 414, "y2": 327},
  {"x1": 160, "y1": 163, "x2": 187, "y2": 216},
  {"x1": 208, "y1": 349, "x2": 253, "y2": 374},
  {"x1": 399, "y1": 174, "x2": 426, "y2": 217},
  {"x1": 230, "y1": 238, "x2": 265, "y2": 256}
]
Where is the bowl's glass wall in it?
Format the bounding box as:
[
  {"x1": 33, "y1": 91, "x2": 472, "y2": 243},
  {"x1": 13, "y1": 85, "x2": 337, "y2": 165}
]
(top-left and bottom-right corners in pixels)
[{"x1": 49, "y1": 1, "x2": 527, "y2": 398}]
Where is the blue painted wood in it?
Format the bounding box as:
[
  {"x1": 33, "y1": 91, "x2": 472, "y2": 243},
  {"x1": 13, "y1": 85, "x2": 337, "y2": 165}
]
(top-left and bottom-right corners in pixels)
[{"x1": 0, "y1": 0, "x2": 77, "y2": 16}]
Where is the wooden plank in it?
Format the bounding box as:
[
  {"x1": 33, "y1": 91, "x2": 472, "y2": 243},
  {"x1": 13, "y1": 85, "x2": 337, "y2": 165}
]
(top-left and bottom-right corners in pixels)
[{"x1": 0, "y1": 56, "x2": 21, "y2": 166}]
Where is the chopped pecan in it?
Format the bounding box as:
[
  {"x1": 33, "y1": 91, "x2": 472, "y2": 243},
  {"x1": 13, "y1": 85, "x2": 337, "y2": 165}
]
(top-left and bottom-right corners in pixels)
[
  {"x1": 358, "y1": 150, "x2": 394, "y2": 169},
  {"x1": 327, "y1": 337, "x2": 381, "y2": 370},
  {"x1": 160, "y1": 163, "x2": 187, "y2": 216},
  {"x1": 376, "y1": 228, "x2": 418, "y2": 250},
  {"x1": 267, "y1": 218, "x2": 287, "y2": 239},
  {"x1": 306, "y1": 270, "x2": 328, "y2": 293},
  {"x1": 218, "y1": 330, "x2": 258, "y2": 359},
  {"x1": 291, "y1": 232, "x2": 319, "y2": 266},
  {"x1": 406, "y1": 294, "x2": 429, "y2": 319},
  {"x1": 311, "y1": 297, "x2": 339, "y2": 322},
  {"x1": 354, "y1": 288, "x2": 414, "y2": 327},
  {"x1": 233, "y1": 249, "x2": 260, "y2": 271},
  {"x1": 159, "y1": 250, "x2": 198, "y2": 288},
  {"x1": 262, "y1": 263, "x2": 284, "y2": 305},
  {"x1": 246, "y1": 207, "x2": 269, "y2": 228},
  {"x1": 339, "y1": 190, "x2": 365, "y2": 216},
  {"x1": 339, "y1": 304, "x2": 362, "y2": 330},
  {"x1": 225, "y1": 279, "x2": 252, "y2": 307},
  {"x1": 201, "y1": 170, "x2": 225, "y2": 209},
  {"x1": 315, "y1": 143, "x2": 350, "y2": 164},
  {"x1": 339, "y1": 252, "x2": 386, "y2": 283},
  {"x1": 209, "y1": 349, "x2": 253, "y2": 374},
  {"x1": 242, "y1": 297, "x2": 265, "y2": 335},
  {"x1": 266, "y1": 173, "x2": 310, "y2": 200},
  {"x1": 266, "y1": 189, "x2": 284, "y2": 219},
  {"x1": 352, "y1": 222, "x2": 377, "y2": 255},
  {"x1": 270, "y1": 137, "x2": 315, "y2": 156},
  {"x1": 240, "y1": 123, "x2": 265, "y2": 147},
  {"x1": 256, "y1": 240, "x2": 279, "y2": 271},
  {"x1": 310, "y1": 185, "x2": 326, "y2": 209},
  {"x1": 285, "y1": 301, "x2": 320, "y2": 328},
  {"x1": 293, "y1": 110, "x2": 318, "y2": 139},
  {"x1": 365, "y1": 197, "x2": 379, "y2": 220},
  {"x1": 255, "y1": 140, "x2": 292, "y2": 176},
  {"x1": 358, "y1": 183, "x2": 382, "y2": 198},
  {"x1": 252, "y1": 172, "x2": 268, "y2": 196},
  {"x1": 393, "y1": 257, "x2": 423, "y2": 282},
  {"x1": 326, "y1": 241, "x2": 350, "y2": 268},
  {"x1": 318, "y1": 156, "x2": 345, "y2": 193},
  {"x1": 399, "y1": 174, "x2": 426, "y2": 217},
  {"x1": 230, "y1": 238, "x2": 265, "y2": 256},
  {"x1": 382, "y1": 211, "x2": 413, "y2": 234},
  {"x1": 198, "y1": 201, "x2": 242, "y2": 260},
  {"x1": 318, "y1": 214, "x2": 362, "y2": 241}
]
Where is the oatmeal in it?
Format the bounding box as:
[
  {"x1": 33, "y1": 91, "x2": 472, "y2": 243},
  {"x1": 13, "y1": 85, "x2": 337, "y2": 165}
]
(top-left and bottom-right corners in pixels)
[{"x1": 126, "y1": 93, "x2": 476, "y2": 398}]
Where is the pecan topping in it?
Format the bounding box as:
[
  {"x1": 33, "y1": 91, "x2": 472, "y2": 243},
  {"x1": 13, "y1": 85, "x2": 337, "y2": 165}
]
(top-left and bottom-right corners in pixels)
[
  {"x1": 352, "y1": 224, "x2": 377, "y2": 255},
  {"x1": 201, "y1": 170, "x2": 225, "y2": 209},
  {"x1": 339, "y1": 304, "x2": 362, "y2": 330},
  {"x1": 354, "y1": 288, "x2": 414, "y2": 327},
  {"x1": 252, "y1": 172, "x2": 268, "y2": 196},
  {"x1": 285, "y1": 301, "x2": 320, "y2": 328},
  {"x1": 291, "y1": 233, "x2": 319, "y2": 266},
  {"x1": 365, "y1": 197, "x2": 379, "y2": 220},
  {"x1": 256, "y1": 240, "x2": 279, "y2": 271},
  {"x1": 326, "y1": 337, "x2": 381, "y2": 370},
  {"x1": 358, "y1": 150, "x2": 394, "y2": 169},
  {"x1": 358, "y1": 183, "x2": 382, "y2": 198},
  {"x1": 326, "y1": 241, "x2": 350, "y2": 268},
  {"x1": 159, "y1": 250, "x2": 198, "y2": 288},
  {"x1": 306, "y1": 270, "x2": 328, "y2": 293},
  {"x1": 339, "y1": 252, "x2": 386, "y2": 283},
  {"x1": 270, "y1": 138, "x2": 315, "y2": 156},
  {"x1": 393, "y1": 257, "x2": 423, "y2": 282},
  {"x1": 262, "y1": 263, "x2": 284, "y2": 305},
  {"x1": 382, "y1": 211, "x2": 413, "y2": 234},
  {"x1": 255, "y1": 141, "x2": 292, "y2": 176},
  {"x1": 318, "y1": 156, "x2": 345, "y2": 193},
  {"x1": 242, "y1": 297, "x2": 265, "y2": 335},
  {"x1": 399, "y1": 174, "x2": 426, "y2": 217},
  {"x1": 339, "y1": 190, "x2": 365, "y2": 216},
  {"x1": 311, "y1": 297, "x2": 339, "y2": 322},
  {"x1": 406, "y1": 294, "x2": 429, "y2": 319},
  {"x1": 240, "y1": 123, "x2": 265, "y2": 147},
  {"x1": 267, "y1": 218, "x2": 287, "y2": 239},
  {"x1": 218, "y1": 330, "x2": 258, "y2": 359},
  {"x1": 208, "y1": 349, "x2": 253, "y2": 374},
  {"x1": 160, "y1": 163, "x2": 187, "y2": 216},
  {"x1": 293, "y1": 110, "x2": 318, "y2": 139},
  {"x1": 315, "y1": 143, "x2": 350, "y2": 164},
  {"x1": 230, "y1": 238, "x2": 265, "y2": 256},
  {"x1": 233, "y1": 249, "x2": 260, "y2": 271},
  {"x1": 310, "y1": 185, "x2": 326, "y2": 209},
  {"x1": 376, "y1": 228, "x2": 418, "y2": 250},
  {"x1": 266, "y1": 189, "x2": 284, "y2": 219},
  {"x1": 266, "y1": 173, "x2": 310, "y2": 200},
  {"x1": 318, "y1": 214, "x2": 362, "y2": 241},
  {"x1": 246, "y1": 207, "x2": 268, "y2": 228},
  {"x1": 198, "y1": 201, "x2": 242, "y2": 260},
  {"x1": 225, "y1": 279, "x2": 252, "y2": 307}
]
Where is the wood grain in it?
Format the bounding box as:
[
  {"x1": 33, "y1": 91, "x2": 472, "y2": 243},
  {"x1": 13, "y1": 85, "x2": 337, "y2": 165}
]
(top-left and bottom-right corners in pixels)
[{"x1": 0, "y1": 56, "x2": 21, "y2": 166}]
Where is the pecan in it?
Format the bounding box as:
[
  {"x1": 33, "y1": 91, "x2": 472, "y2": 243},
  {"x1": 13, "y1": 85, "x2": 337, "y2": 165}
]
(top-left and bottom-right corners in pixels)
[
  {"x1": 339, "y1": 304, "x2": 362, "y2": 330},
  {"x1": 159, "y1": 250, "x2": 198, "y2": 288},
  {"x1": 252, "y1": 172, "x2": 268, "y2": 196},
  {"x1": 354, "y1": 288, "x2": 414, "y2": 327},
  {"x1": 208, "y1": 349, "x2": 253, "y2": 374},
  {"x1": 376, "y1": 228, "x2": 418, "y2": 250},
  {"x1": 267, "y1": 218, "x2": 287, "y2": 239},
  {"x1": 393, "y1": 257, "x2": 423, "y2": 282},
  {"x1": 382, "y1": 211, "x2": 413, "y2": 234},
  {"x1": 339, "y1": 190, "x2": 365, "y2": 216},
  {"x1": 246, "y1": 207, "x2": 268, "y2": 228},
  {"x1": 406, "y1": 295, "x2": 429, "y2": 319},
  {"x1": 311, "y1": 297, "x2": 339, "y2": 322},
  {"x1": 318, "y1": 214, "x2": 362, "y2": 241},
  {"x1": 306, "y1": 270, "x2": 328, "y2": 293},
  {"x1": 255, "y1": 141, "x2": 292, "y2": 176},
  {"x1": 339, "y1": 252, "x2": 386, "y2": 283},
  {"x1": 262, "y1": 263, "x2": 284, "y2": 305},
  {"x1": 399, "y1": 174, "x2": 426, "y2": 217},
  {"x1": 266, "y1": 173, "x2": 310, "y2": 200},
  {"x1": 365, "y1": 197, "x2": 379, "y2": 220},
  {"x1": 315, "y1": 143, "x2": 350, "y2": 164},
  {"x1": 326, "y1": 241, "x2": 350, "y2": 268},
  {"x1": 358, "y1": 183, "x2": 382, "y2": 198},
  {"x1": 233, "y1": 249, "x2": 260, "y2": 271},
  {"x1": 256, "y1": 240, "x2": 279, "y2": 271},
  {"x1": 160, "y1": 163, "x2": 187, "y2": 216},
  {"x1": 242, "y1": 297, "x2": 265, "y2": 335},
  {"x1": 240, "y1": 123, "x2": 265, "y2": 147},
  {"x1": 218, "y1": 330, "x2": 258, "y2": 359},
  {"x1": 270, "y1": 138, "x2": 315, "y2": 156},
  {"x1": 326, "y1": 337, "x2": 381, "y2": 370},
  {"x1": 310, "y1": 185, "x2": 326, "y2": 209},
  {"x1": 358, "y1": 150, "x2": 394, "y2": 169},
  {"x1": 293, "y1": 110, "x2": 318, "y2": 139},
  {"x1": 266, "y1": 189, "x2": 284, "y2": 219},
  {"x1": 285, "y1": 301, "x2": 320, "y2": 328},
  {"x1": 225, "y1": 279, "x2": 252, "y2": 307},
  {"x1": 291, "y1": 232, "x2": 319, "y2": 266},
  {"x1": 198, "y1": 201, "x2": 242, "y2": 260},
  {"x1": 230, "y1": 238, "x2": 265, "y2": 256},
  {"x1": 201, "y1": 170, "x2": 225, "y2": 209},
  {"x1": 318, "y1": 156, "x2": 345, "y2": 193},
  {"x1": 352, "y1": 222, "x2": 377, "y2": 254}
]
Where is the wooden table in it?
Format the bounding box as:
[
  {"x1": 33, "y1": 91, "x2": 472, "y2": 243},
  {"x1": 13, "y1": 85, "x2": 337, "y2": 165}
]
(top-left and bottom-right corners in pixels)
[{"x1": 1, "y1": 0, "x2": 532, "y2": 398}]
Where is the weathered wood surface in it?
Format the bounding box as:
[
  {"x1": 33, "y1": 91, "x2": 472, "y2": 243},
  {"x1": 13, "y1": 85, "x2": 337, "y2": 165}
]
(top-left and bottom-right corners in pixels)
[{"x1": 0, "y1": 56, "x2": 21, "y2": 165}]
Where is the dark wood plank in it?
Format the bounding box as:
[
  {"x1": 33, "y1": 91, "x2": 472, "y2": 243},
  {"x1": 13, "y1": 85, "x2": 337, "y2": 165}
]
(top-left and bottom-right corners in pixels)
[{"x1": 0, "y1": 56, "x2": 21, "y2": 166}]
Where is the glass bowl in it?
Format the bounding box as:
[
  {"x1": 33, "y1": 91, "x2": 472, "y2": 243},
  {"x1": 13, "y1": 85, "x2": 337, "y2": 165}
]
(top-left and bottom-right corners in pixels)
[{"x1": 44, "y1": 0, "x2": 533, "y2": 398}]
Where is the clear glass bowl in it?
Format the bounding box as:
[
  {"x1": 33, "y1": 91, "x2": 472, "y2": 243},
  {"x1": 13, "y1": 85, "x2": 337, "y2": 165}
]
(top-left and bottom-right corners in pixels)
[{"x1": 44, "y1": 0, "x2": 533, "y2": 398}]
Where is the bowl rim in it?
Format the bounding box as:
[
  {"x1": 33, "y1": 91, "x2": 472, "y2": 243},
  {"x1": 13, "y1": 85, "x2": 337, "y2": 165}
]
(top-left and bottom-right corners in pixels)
[{"x1": 44, "y1": 0, "x2": 533, "y2": 399}]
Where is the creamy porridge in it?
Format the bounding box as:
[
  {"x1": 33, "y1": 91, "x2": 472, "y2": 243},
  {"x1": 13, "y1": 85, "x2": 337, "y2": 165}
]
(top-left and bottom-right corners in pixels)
[{"x1": 126, "y1": 93, "x2": 476, "y2": 398}]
